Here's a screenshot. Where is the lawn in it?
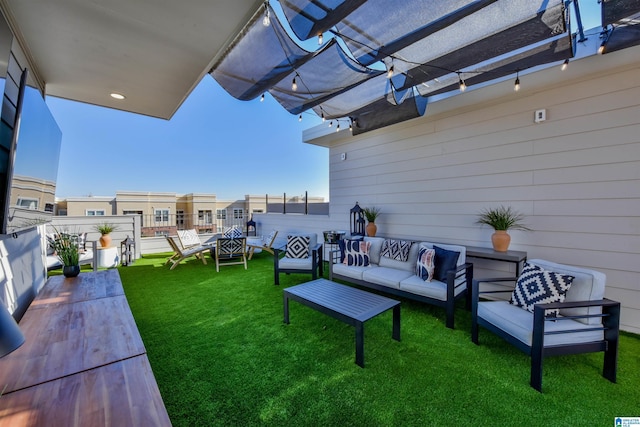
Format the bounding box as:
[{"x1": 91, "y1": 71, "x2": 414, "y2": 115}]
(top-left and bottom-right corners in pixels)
[{"x1": 118, "y1": 251, "x2": 640, "y2": 427}]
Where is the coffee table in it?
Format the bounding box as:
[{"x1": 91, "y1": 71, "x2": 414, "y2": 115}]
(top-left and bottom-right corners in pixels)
[{"x1": 283, "y1": 278, "x2": 401, "y2": 367}]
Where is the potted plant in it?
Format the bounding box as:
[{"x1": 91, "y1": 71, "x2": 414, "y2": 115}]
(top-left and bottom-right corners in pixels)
[
  {"x1": 362, "y1": 206, "x2": 381, "y2": 237},
  {"x1": 475, "y1": 205, "x2": 530, "y2": 252},
  {"x1": 94, "y1": 222, "x2": 118, "y2": 248},
  {"x1": 47, "y1": 230, "x2": 81, "y2": 277}
]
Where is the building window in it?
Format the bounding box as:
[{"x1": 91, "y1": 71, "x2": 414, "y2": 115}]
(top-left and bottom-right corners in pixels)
[
  {"x1": 233, "y1": 208, "x2": 244, "y2": 219},
  {"x1": 16, "y1": 198, "x2": 38, "y2": 209},
  {"x1": 155, "y1": 230, "x2": 169, "y2": 237},
  {"x1": 176, "y1": 210, "x2": 185, "y2": 229},
  {"x1": 86, "y1": 209, "x2": 105, "y2": 216},
  {"x1": 155, "y1": 209, "x2": 169, "y2": 223},
  {"x1": 198, "y1": 210, "x2": 213, "y2": 225},
  {"x1": 216, "y1": 209, "x2": 226, "y2": 220},
  {"x1": 252, "y1": 209, "x2": 264, "y2": 214},
  {"x1": 123, "y1": 210, "x2": 143, "y2": 226}
]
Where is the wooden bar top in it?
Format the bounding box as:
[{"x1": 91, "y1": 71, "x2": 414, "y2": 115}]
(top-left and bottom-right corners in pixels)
[
  {"x1": 0, "y1": 294, "x2": 145, "y2": 393},
  {"x1": 30, "y1": 269, "x2": 123, "y2": 308},
  {"x1": 0, "y1": 355, "x2": 171, "y2": 427}
]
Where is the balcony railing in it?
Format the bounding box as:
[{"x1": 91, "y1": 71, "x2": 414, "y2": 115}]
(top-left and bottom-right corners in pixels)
[{"x1": 138, "y1": 214, "x2": 248, "y2": 237}]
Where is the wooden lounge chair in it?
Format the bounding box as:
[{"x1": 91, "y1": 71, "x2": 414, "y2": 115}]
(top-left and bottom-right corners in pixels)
[
  {"x1": 215, "y1": 237, "x2": 247, "y2": 272},
  {"x1": 246, "y1": 230, "x2": 279, "y2": 260},
  {"x1": 165, "y1": 236, "x2": 209, "y2": 270}
]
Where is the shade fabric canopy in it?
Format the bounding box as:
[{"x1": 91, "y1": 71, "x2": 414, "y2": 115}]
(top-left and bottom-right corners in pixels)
[
  {"x1": 210, "y1": 0, "x2": 637, "y2": 135},
  {"x1": 601, "y1": 0, "x2": 640, "y2": 54}
]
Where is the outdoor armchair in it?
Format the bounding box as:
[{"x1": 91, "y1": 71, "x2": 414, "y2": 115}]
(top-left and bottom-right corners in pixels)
[
  {"x1": 165, "y1": 236, "x2": 209, "y2": 270},
  {"x1": 215, "y1": 237, "x2": 247, "y2": 272},
  {"x1": 273, "y1": 233, "x2": 322, "y2": 285},
  {"x1": 471, "y1": 258, "x2": 620, "y2": 392}
]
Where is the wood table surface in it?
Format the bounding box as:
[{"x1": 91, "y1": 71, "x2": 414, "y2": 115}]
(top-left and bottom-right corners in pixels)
[{"x1": 30, "y1": 269, "x2": 123, "y2": 308}]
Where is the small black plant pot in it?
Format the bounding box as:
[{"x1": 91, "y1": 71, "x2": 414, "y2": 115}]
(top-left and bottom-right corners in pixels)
[{"x1": 63, "y1": 265, "x2": 81, "y2": 278}]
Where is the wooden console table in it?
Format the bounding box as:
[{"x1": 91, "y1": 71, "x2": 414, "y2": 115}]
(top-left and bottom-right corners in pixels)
[
  {"x1": 0, "y1": 270, "x2": 171, "y2": 427},
  {"x1": 465, "y1": 246, "x2": 528, "y2": 276}
]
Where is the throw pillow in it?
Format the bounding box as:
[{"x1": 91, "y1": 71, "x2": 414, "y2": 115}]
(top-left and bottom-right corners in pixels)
[
  {"x1": 380, "y1": 239, "x2": 414, "y2": 262},
  {"x1": 433, "y1": 245, "x2": 460, "y2": 282},
  {"x1": 415, "y1": 246, "x2": 436, "y2": 282},
  {"x1": 510, "y1": 263, "x2": 575, "y2": 317},
  {"x1": 342, "y1": 239, "x2": 371, "y2": 266},
  {"x1": 285, "y1": 235, "x2": 310, "y2": 259},
  {"x1": 223, "y1": 226, "x2": 242, "y2": 238}
]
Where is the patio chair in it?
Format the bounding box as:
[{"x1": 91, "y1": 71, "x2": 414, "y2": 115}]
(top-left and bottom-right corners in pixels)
[
  {"x1": 165, "y1": 236, "x2": 209, "y2": 270},
  {"x1": 215, "y1": 237, "x2": 247, "y2": 272},
  {"x1": 246, "y1": 230, "x2": 279, "y2": 260},
  {"x1": 471, "y1": 259, "x2": 620, "y2": 392},
  {"x1": 274, "y1": 233, "x2": 322, "y2": 285},
  {"x1": 177, "y1": 229, "x2": 205, "y2": 249}
]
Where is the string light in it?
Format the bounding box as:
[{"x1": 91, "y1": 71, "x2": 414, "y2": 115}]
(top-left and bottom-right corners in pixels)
[
  {"x1": 349, "y1": 121, "x2": 353, "y2": 131},
  {"x1": 387, "y1": 64, "x2": 394, "y2": 79},
  {"x1": 514, "y1": 71, "x2": 520, "y2": 92},
  {"x1": 298, "y1": 114, "x2": 302, "y2": 122},
  {"x1": 328, "y1": 121, "x2": 333, "y2": 128},
  {"x1": 336, "y1": 123, "x2": 340, "y2": 132},
  {"x1": 318, "y1": 33, "x2": 323, "y2": 45},
  {"x1": 458, "y1": 73, "x2": 466, "y2": 92},
  {"x1": 292, "y1": 76, "x2": 298, "y2": 91},
  {"x1": 321, "y1": 112, "x2": 326, "y2": 122},
  {"x1": 598, "y1": 41, "x2": 606, "y2": 54},
  {"x1": 561, "y1": 59, "x2": 569, "y2": 71},
  {"x1": 262, "y1": 7, "x2": 270, "y2": 26},
  {"x1": 260, "y1": 93, "x2": 265, "y2": 102}
]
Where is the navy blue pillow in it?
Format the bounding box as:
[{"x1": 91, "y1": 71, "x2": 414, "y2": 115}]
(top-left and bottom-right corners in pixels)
[{"x1": 433, "y1": 245, "x2": 460, "y2": 282}]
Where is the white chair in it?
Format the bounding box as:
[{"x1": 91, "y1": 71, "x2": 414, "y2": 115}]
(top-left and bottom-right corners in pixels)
[{"x1": 471, "y1": 259, "x2": 620, "y2": 392}]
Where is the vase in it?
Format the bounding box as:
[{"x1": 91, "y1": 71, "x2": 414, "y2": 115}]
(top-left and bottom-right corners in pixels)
[
  {"x1": 63, "y1": 265, "x2": 81, "y2": 278},
  {"x1": 491, "y1": 230, "x2": 511, "y2": 252},
  {"x1": 366, "y1": 222, "x2": 377, "y2": 237},
  {"x1": 99, "y1": 233, "x2": 112, "y2": 248}
]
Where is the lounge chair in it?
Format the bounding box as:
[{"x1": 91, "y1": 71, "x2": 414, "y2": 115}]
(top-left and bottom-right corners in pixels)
[
  {"x1": 246, "y1": 230, "x2": 279, "y2": 260},
  {"x1": 215, "y1": 237, "x2": 247, "y2": 272},
  {"x1": 165, "y1": 236, "x2": 209, "y2": 270}
]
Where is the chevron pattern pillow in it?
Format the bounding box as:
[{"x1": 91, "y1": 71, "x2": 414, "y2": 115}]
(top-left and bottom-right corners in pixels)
[
  {"x1": 415, "y1": 246, "x2": 436, "y2": 282},
  {"x1": 343, "y1": 239, "x2": 370, "y2": 266},
  {"x1": 380, "y1": 239, "x2": 414, "y2": 262},
  {"x1": 510, "y1": 262, "x2": 575, "y2": 317},
  {"x1": 285, "y1": 235, "x2": 310, "y2": 259}
]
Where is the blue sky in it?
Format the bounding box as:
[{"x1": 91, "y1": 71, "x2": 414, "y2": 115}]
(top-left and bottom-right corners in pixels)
[{"x1": 46, "y1": 1, "x2": 601, "y2": 202}]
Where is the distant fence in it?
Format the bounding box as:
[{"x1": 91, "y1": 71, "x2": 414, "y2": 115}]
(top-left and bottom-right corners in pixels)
[{"x1": 265, "y1": 192, "x2": 329, "y2": 215}]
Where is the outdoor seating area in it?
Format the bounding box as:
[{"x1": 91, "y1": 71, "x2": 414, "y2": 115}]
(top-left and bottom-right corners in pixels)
[{"x1": 109, "y1": 250, "x2": 639, "y2": 425}]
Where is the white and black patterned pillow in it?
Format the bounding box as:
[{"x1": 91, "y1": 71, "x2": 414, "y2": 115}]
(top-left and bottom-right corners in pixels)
[
  {"x1": 415, "y1": 246, "x2": 435, "y2": 282},
  {"x1": 343, "y1": 239, "x2": 370, "y2": 266},
  {"x1": 223, "y1": 226, "x2": 242, "y2": 238},
  {"x1": 380, "y1": 239, "x2": 414, "y2": 262},
  {"x1": 285, "y1": 235, "x2": 310, "y2": 259},
  {"x1": 510, "y1": 263, "x2": 575, "y2": 317}
]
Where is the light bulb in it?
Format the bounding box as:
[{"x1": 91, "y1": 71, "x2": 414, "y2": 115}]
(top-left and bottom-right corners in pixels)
[
  {"x1": 263, "y1": 10, "x2": 270, "y2": 27},
  {"x1": 514, "y1": 77, "x2": 520, "y2": 92},
  {"x1": 321, "y1": 113, "x2": 325, "y2": 122},
  {"x1": 458, "y1": 76, "x2": 466, "y2": 92},
  {"x1": 336, "y1": 123, "x2": 340, "y2": 132},
  {"x1": 349, "y1": 122, "x2": 353, "y2": 131},
  {"x1": 318, "y1": 33, "x2": 323, "y2": 45},
  {"x1": 298, "y1": 114, "x2": 302, "y2": 122},
  {"x1": 292, "y1": 77, "x2": 297, "y2": 91},
  {"x1": 328, "y1": 121, "x2": 333, "y2": 128},
  {"x1": 260, "y1": 93, "x2": 265, "y2": 102},
  {"x1": 561, "y1": 59, "x2": 569, "y2": 71},
  {"x1": 387, "y1": 65, "x2": 394, "y2": 79},
  {"x1": 598, "y1": 41, "x2": 606, "y2": 54}
]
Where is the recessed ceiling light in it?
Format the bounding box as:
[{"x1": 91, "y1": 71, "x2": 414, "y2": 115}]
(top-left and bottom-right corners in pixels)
[{"x1": 110, "y1": 93, "x2": 125, "y2": 100}]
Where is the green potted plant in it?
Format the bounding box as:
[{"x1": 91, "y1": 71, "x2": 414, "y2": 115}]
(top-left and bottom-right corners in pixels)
[
  {"x1": 475, "y1": 205, "x2": 530, "y2": 252},
  {"x1": 362, "y1": 206, "x2": 381, "y2": 237},
  {"x1": 94, "y1": 222, "x2": 118, "y2": 248},
  {"x1": 47, "y1": 230, "x2": 81, "y2": 277}
]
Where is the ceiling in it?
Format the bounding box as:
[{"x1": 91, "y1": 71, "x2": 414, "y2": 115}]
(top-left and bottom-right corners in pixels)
[{"x1": 0, "y1": 0, "x2": 263, "y2": 119}]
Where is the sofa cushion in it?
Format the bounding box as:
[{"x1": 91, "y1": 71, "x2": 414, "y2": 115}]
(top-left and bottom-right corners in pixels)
[
  {"x1": 415, "y1": 246, "x2": 435, "y2": 282},
  {"x1": 380, "y1": 239, "x2": 414, "y2": 262},
  {"x1": 285, "y1": 235, "x2": 310, "y2": 259},
  {"x1": 400, "y1": 275, "x2": 466, "y2": 301},
  {"x1": 527, "y1": 259, "x2": 605, "y2": 325},
  {"x1": 478, "y1": 301, "x2": 604, "y2": 347},
  {"x1": 510, "y1": 262, "x2": 575, "y2": 318},
  {"x1": 343, "y1": 239, "x2": 370, "y2": 266},
  {"x1": 362, "y1": 267, "x2": 413, "y2": 290},
  {"x1": 379, "y1": 241, "x2": 420, "y2": 272},
  {"x1": 433, "y1": 245, "x2": 460, "y2": 282},
  {"x1": 279, "y1": 256, "x2": 313, "y2": 270}
]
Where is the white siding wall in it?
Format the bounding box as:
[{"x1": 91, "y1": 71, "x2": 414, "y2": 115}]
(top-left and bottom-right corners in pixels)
[{"x1": 260, "y1": 50, "x2": 640, "y2": 333}]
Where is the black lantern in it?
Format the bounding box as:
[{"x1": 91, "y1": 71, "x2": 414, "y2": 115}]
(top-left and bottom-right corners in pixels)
[
  {"x1": 120, "y1": 235, "x2": 135, "y2": 266},
  {"x1": 350, "y1": 202, "x2": 365, "y2": 237},
  {"x1": 246, "y1": 216, "x2": 257, "y2": 236}
]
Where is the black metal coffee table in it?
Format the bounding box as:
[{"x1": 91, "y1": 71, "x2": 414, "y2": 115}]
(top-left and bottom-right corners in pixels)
[{"x1": 283, "y1": 278, "x2": 401, "y2": 367}]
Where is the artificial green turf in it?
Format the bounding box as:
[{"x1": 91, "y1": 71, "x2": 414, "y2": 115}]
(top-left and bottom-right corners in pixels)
[{"x1": 118, "y1": 252, "x2": 640, "y2": 427}]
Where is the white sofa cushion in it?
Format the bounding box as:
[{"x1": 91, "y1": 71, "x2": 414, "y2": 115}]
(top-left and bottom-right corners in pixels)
[
  {"x1": 362, "y1": 267, "x2": 413, "y2": 289},
  {"x1": 400, "y1": 275, "x2": 466, "y2": 301},
  {"x1": 478, "y1": 300, "x2": 604, "y2": 346},
  {"x1": 332, "y1": 262, "x2": 375, "y2": 281}
]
